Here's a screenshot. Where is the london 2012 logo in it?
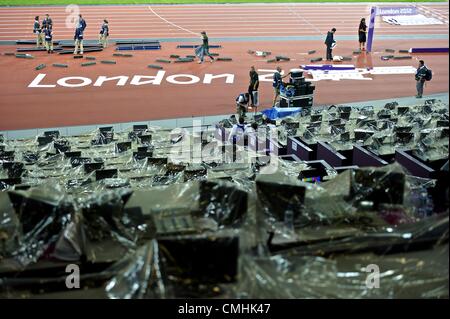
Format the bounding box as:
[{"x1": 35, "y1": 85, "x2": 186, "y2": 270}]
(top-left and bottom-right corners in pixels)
[{"x1": 27, "y1": 66, "x2": 417, "y2": 88}]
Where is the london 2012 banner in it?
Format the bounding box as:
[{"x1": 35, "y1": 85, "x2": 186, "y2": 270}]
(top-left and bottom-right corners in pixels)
[{"x1": 367, "y1": 6, "x2": 418, "y2": 52}]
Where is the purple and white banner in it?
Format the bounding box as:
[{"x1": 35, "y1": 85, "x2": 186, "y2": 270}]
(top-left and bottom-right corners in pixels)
[
  {"x1": 367, "y1": 7, "x2": 376, "y2": 52},
  {"x1": 376, "y1": 6, "x2": 418, "y2": 16}
]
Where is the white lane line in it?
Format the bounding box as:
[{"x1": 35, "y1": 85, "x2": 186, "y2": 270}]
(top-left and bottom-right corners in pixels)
[
  {"x1": 286, "y1": 4, "x2": 323, "y2": 36},
  {"x1": 147, "y1": 5, "x2": 198, "y2": 36}
]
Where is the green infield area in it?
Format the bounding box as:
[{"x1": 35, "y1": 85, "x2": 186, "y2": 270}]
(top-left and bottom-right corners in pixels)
[{"x1": 0, "y1": 0, "x2": 445, "y2": 6}]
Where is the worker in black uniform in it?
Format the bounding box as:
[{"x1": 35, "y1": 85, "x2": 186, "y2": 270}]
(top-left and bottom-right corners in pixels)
[
  {"x1": 358, "y1": 18, "x2": 367, "y2": 51},
  {"x1": 99, "y1": 19, "x2": 109, "y2": 48},
  {"x1": 415, "y1": 60, "x2": 430, "y2": 98},
  {"x1": 43, "y1": 25, "x2": 54, "y2": 53},
  {"x1": 248, "y1": 66, "x2": 259, "y2": 108},
  {"x1": 33, "y1": 16, "x2": 44, "y2": 48},
  {"x1": 325, "y1": 28, "x2": 336, "y2": 61},
  {"x1": 42, "y1": 14, "x2": 52, "y2": 30},
  {"x1": 74, "y1": 14, "x2": 87, "y2": 55}
]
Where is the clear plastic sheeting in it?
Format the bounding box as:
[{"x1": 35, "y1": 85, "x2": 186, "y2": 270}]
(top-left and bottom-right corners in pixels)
[
  {"x1": 0, "y1": 192, "x2": 20, "y2": 258},
  {"x1": 7, "y1": 183, "x2": 73, "y2": 268},
  {"x1": 105, "y1": 240, "x2": 166, "y2": 299},
  {"x1": 237, "y1": 243, "x2": 449, "y2": 298},
  {"x1": 0, "y1": 100, "x2": 448, "y2": 298}
]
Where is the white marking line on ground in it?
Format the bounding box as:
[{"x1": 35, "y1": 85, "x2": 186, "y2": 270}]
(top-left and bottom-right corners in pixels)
[
  {"x1": 1, "y1": 29, "x2": 448, "y2": 36},
  {"x1": 0, "y1": 13, "x2": 385, "y2": 18},
  {"x1": 286, "y1": 4, "x2": 324, "y2": 36},
  {"x1": 3, "y1": 25, "x2": 448, "y2": 31},
  {"x1": 147, "y1": 6, "x2": 201, "y2": 36},
  {"x1": 0, "y1": 7, "x2": 389, "y2": 13},
  {"x1": 2, "y1": 27, "x2": 448, "y2": 34},
  {"x1": 0, "y1": 7, "x2": 384, "y2": 12},
  {"x1": 415, "y1": 4, "x2": 450, "y2": 24}
]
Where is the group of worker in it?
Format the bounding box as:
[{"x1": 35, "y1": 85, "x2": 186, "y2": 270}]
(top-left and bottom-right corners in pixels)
[
  {"x1": 33, "y1": 14, "x2": 109, "y2": 54},
  {"x1": 33, "y1": 14, "x2": 54, "y2": 53}
]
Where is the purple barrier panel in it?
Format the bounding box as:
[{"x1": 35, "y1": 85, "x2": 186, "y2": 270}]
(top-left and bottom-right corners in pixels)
[
  {"x1": 301, "y1": 65, "x2": 355, "y2": 71},
  {"x1": 339, "y1": 149, "x2": 354, "y2": 166},
  {"x1": 316, "y1": 141, "x2": 347, "y2": 167},
  {"x1": 367, "y1": 7, "x2": 377, "y2": 53},
  {"x1": 395, "y1": 150, "x2": 436, "y2": 179},
  {"x1": 287, "y1": 136, "x2": 314, "y2": 161},
  {"x1": 297, "y1": 137, "x2": 318, "y2": 159},
  {"x1": 249, "y1": 135, "x2": 269, "y2": 153},
  {"x1": 410, "y1": 47, "x2": 449, "y2": 54},
  {"x1": 353, "y1": 145, "x2": 388, "y2": 167},
  {"x1": 267, "y1": 139, "x2": 287, "y2": 156}
]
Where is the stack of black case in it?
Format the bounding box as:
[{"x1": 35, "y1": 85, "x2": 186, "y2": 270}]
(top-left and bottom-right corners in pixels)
[{"x1": 279, "y1": 69, "x2": 315, "y2": 109}]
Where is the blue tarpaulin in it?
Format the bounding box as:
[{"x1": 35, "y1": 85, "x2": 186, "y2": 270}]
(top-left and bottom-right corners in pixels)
[{"x1": 261, "y1": 107, "x2": 302, "y2": 120}]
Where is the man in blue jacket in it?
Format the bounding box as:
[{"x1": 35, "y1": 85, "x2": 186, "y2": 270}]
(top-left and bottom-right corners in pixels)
[
  {"x1": 73, "y1": 14, "x2": 87, "y2": 55},
  {"x1": 42, "y1": 14, "x2": 52, "y2": 30},
  {"x1": 43, "y1": 26, "x2": 53, "y2": 53},
  {"x1": 99, "y1": 19, "x2": 109, "y2": 48},
  {"x1": 324, "y1": 28, "x2": 336, "y2": 61}
]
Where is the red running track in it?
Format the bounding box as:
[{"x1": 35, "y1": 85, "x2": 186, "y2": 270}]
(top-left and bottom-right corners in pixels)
[
  {"x1": 0, "y1": 3, "x2": 448, "y2": 131},
  {"x1": 0, "y1": 3, "x2": 448, "y2": 40}
]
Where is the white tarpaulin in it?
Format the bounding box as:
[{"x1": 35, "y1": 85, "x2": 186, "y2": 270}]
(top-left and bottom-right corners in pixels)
[
  {"x1": 306, "y1": 66, "x2": 417, "y2": 82},
  {"x1": 383, "y1": 14, "x2": 444, "y2": 25}
]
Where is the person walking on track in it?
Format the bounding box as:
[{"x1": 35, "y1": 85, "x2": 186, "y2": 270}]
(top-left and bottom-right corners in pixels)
[
  {"x1": 248, "y1": 66, "x2": 259, "y2": 109},
  {"x1": 99, "y1": 19, "x2": 109, "y2": 48},
  {"x1": 74, "y1": 14, "x2": 87, "y2": 55},
  {"x1": 33, "y1": 16, "x2": 44, "y2": 48},
  {"x1": 197, "y1": 31, "x2": 214, "y2": 64},
  {"x1": 358, "y1": 18, "x2": 367, "y2": 51},
  {"x1": 325, "y1": 28, "x2": 336, "y2": 61}
]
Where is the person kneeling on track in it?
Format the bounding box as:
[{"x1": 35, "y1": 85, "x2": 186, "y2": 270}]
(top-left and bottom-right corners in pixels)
[{"x1": 236, "y1": 92, "x2": 250, "y2": 118}]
